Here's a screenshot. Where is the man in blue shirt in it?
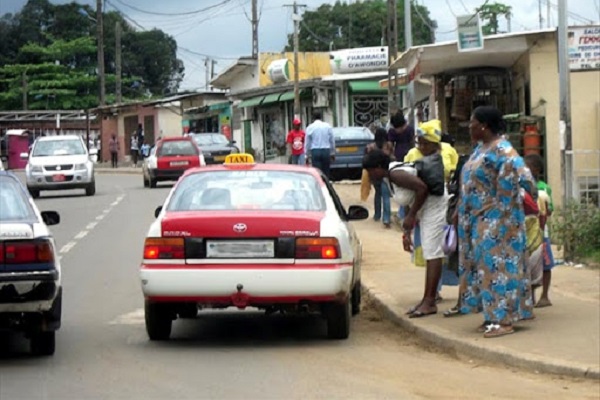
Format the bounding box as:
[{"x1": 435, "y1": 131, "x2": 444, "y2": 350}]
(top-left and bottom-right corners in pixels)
[{"x1": 305, "y1": 111, "x2": 335, "y2": 178}]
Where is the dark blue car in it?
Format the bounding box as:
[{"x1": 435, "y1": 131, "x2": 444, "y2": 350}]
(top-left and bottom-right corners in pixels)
[{"x1": 330, "y1": 127, "x2": 374, "y2": 181}]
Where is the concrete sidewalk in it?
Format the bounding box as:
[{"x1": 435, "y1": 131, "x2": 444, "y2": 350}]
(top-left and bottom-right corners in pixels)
[{"x1": 334, "y1": 182, "x2": 600, "y2": 380}]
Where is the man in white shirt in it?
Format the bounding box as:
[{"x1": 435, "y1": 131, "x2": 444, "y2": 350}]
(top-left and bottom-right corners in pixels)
[{"x1": 305, "y1": 111, "x2": 335, "y2": 178}]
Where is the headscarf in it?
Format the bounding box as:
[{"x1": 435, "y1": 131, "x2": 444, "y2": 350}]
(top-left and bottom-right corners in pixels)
[{"x1": 417, "y1": 119, "x2": 442, "y2": 144}]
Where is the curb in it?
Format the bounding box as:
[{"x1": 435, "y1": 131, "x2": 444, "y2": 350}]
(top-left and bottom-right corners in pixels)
[{"x1": 360, "y1": 279, "x2": 600, "y2": 380}]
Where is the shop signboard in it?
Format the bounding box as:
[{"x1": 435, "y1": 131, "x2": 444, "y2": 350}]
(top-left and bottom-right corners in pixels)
[
  {"x1": 267, "y1": 59, "x2": 290, "y2": 83},
  {"x1": 329, "y1": 46, "x2": 388, "y2": 74},
  {"x1": 457, "y1": 14, "x2": 484, "y2": 52},
  {"x1": 568, "y1": 26, "x2": 600, "y2": 71}
]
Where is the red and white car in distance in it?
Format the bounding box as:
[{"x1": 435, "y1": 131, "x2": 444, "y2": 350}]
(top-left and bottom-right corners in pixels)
[
  {"x1": 142, "y1": 136, "x2": 205, "y2": 188},
  {"x1": 140, "y1": 153, "x2": 369, "y2": 341}
]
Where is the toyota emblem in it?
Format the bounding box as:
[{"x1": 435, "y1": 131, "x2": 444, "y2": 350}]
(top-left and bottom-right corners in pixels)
[
  {"x1": 56, "y1": 166, "x2": 61, "y2": 171},
  {"x1": 233, "y1": 223, "x2": 247, "y2": 233}
]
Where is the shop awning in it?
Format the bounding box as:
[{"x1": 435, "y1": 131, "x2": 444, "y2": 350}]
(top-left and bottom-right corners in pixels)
[
  {"x1": 238, "y1": 96, "x2": 264, "y2": 108},
  {"x1": 278, "y1": 89, "x2": 308, "y2": 101},
  {"x1": 261, "y1": 93, "x2": 282, "y2": 105},
  {"x1": 208, "y1": 101, "x2": 231, "y2": 111},
  {"x1": 349, "y1": 80, "x2": 388, "y2": 93}
]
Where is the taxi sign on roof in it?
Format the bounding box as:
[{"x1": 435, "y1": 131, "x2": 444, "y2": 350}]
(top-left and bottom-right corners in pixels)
[{"x1": 225, "y1": 153, "x2": 255, "y2": 164}]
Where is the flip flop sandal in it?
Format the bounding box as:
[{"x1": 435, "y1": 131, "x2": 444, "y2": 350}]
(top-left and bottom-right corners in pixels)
[
  {"x1": 477, "y1": 321, "x2": 492, "y2": 333},
  {"x1": 405, "y1": 303, "x2": 423, "y2": 315},
  {"x1": 408, "y1": 309, "x2": 437, "y2": 318},
  {"x1": 483, "y1": 324, "x2": 515, "y2": 338},
  {"x1": 443, "y1": 306, "x2": 461, "y2": 317}
]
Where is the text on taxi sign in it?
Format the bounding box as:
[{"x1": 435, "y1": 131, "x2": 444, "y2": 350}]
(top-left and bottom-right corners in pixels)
[{"x1": 225, "y1": 153, "x2": 254, "y2": 164}]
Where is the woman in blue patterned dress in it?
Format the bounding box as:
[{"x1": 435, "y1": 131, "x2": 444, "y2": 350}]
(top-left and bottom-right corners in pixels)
[{"x1": 458, "y1": 106, "x2": 536, "y2": 338}]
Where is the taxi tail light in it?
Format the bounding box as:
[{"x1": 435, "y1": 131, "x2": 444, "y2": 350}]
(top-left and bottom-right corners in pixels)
[
  {"x1": 295, "y1": 238, "x2": 340, "y2": 259},
  {"x1": 0, "y1": 240, "x2": 54, "y2": 264},
  {"x1": 144, "y1": 238, "x2": 185, "y2": 260}
]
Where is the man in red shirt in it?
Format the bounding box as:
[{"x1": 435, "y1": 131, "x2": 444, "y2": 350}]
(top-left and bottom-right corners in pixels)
[{"x1": 286, "y1": 118, "x2": 306, "y2": 165}]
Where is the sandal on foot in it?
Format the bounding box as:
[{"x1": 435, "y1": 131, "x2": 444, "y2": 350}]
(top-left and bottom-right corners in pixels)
[
  {"x1": 408, "y1": 309, "x2": 437, "y2": 318},
  {"x1": 443, "y1": 306, "x2": 461, "y2": 317},
  {"x1": 483, "y1": 324, "x2": 514, "y2": 338},
  {"x1": 477, "y1": 321, "x2": 492, "y2": 333},
  {"x1": 405, "y1": 302, "x2": 423, "y2": 315}
]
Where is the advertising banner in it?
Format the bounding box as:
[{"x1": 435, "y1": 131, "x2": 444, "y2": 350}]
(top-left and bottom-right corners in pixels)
[
  {"x1": 457, "y1": 14, "x2": 484, "y2": 52},
  {"x1": 568, "y1": 26, "x2": 600, "y2": 71}
]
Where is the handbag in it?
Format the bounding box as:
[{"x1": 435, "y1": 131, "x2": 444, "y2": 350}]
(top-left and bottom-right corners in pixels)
[
  {"x1": 414, "y1": 153, "x2": 445, "y2": 196},
  {"x1": 442, "y1": 225, "x2": 457, "y2": 255}
]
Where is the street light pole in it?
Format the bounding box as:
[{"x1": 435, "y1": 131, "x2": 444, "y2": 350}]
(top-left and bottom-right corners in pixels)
[
  {"x1": 96, "y1": 0, "x2": 105, "y2": 106},
  {"x1": 286, "y1": 1, "x2": 306, "y2": 119},
  {"x1": 115, "y1": 21, "x2": 122, "y2": 104},
  {"x1": 557, "y1": 0, "x2": 573, "y2": 202}
]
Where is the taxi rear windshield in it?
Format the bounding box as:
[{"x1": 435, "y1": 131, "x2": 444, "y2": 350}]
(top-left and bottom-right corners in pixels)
[
  {"x1": 157, "y1": 140, "x2": 198, "y2": 156},
  {"x1": 167, "y1": 170, "x2": 326, "y2": 211}
]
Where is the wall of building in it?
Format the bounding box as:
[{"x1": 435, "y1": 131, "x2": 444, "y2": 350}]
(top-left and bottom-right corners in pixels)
[
  {"x1": 157, "y1": 107, "x2": 183, "y2": 138},
  {"x1": 528, "y1": 33, "x2": 562, "y2": 204}
]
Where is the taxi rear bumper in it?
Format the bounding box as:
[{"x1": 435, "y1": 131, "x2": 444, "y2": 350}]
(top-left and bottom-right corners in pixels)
[{"x1": 140, "y1": 264, "x2": 353, "y2": 305}]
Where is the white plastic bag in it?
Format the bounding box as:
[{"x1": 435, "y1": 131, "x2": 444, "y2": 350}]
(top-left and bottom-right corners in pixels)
[{"x1": 388, "y1": 161, "x2": 417, "y2": 206}]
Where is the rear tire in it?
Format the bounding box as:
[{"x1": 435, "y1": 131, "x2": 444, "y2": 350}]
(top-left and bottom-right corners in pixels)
[
  {"x1": 30, "y1": 331, "x2": 55, "y2": 356},
  {"x1": 85, "y1": 181, "x2": 96, "y2": 196},
  {"x1": 145, "y1": 301, "x2": 172, "y2": 341},
  {"x1": 326, "y1": 296, "x2": 351, "y2": 340},
  {"x1": 143, "y1": 175, "x2": 149, "y2": 188},
  {"x1": 149, "y1": 177, "x2": 157, "y2": 188},
  {"x1": 351, "y1": 281, "x2": 361, "y2": 316}
]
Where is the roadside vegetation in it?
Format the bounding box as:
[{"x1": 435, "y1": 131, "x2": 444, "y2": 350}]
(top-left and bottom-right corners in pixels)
[{"x1": 551, "y1": 201, "x2": 600, "y2": 266}]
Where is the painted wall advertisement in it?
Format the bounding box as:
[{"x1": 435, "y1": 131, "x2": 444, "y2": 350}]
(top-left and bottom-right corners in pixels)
[
  {"x1": 568, "y1": 26, "x2": 600, "y2": 71},
  {"x1": 329, "y1": 47, "x2": 388, "y2": 74},
  {"x1": 457, "y1": 14, "x2": 484, "y2": 52}
]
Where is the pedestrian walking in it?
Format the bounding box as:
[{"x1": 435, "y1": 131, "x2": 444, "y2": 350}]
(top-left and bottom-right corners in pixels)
[
  {"x1": 140, "y1": 140, "x2": 151, "y2": 160},
  {"x1": 130, "y1": 135, "x2": 139, "y2": 167},
  {"x1": 286, "y1": 118, "x2": 306, "y2": 165},
  {"x1": 525, "y1": 153, "x2": 555, "y2": 308},
  {"x1": 136, "y1": 123, "x2": 144, "y2": 149},
  {"x1": 363, "y1": 128, "x2": 394, "y2": 229},
  {"x1": 109, "y1": 134, "x2": 119, "y2": 168},
  {"x1": 305, "y1": 111, "x2": 335, "y2": 177},
  {"x1": 456, "y1": 106, "x2": 536, "y2": 338}
]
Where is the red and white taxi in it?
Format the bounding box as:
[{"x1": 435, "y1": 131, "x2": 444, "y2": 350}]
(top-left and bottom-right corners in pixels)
[
  {"x1": 140, "y1": 154, "x2": 368, "y2": 340},
  {"x1": 142, "y1": 136, "x2": 206, "y2": 188}
]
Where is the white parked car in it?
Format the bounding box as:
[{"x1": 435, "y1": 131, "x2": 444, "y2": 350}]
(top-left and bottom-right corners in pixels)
[
  {"x1": 22, "y1": 135, "x2": 96, "y2": 198},
  {"x1": 0, "y1": 171, "x2": 62, "y2": 355},
  {"x1": 140, "y1": 154, "x2": 368, "y2": 341}
]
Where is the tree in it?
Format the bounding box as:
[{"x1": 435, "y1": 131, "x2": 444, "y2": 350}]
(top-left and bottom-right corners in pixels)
[
  {"x1": 284, "y1": 0, "x2": 436, "y2": 52},
  {"x1": 0, "y1": 0, "x2": 185, "y2": 110},
  {"x1": 477, "y1": 2, "x2": 512, "y2": 35}
]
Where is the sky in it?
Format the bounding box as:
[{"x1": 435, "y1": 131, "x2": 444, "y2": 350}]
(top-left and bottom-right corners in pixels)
[{"x1": 2, "y1": 0, "x2": 599, "y2": 90}]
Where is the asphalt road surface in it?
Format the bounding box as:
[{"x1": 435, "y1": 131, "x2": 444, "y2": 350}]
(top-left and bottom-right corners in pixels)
[{"x1": 0, "y1": 173, "x2": 598, "y2": 400}]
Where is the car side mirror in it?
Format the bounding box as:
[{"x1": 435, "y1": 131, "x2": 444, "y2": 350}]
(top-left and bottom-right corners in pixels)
[
  {"x1": 347, "y1": 205, "x2": 369, "y2": 221},
  {"x1": 89, "y1": 148, "x2": 98, "y2": 156},
  {"x1": 231, "y1": 140, "x2": 237, "y2": 144},
  {"x1": 41, "y1": 211, "x2": 60, "y2": 226},
  {"x1": 20, "y1": 152, "x2": 29, "y2": 160},
  {"x1": 154, "y1": 206, "x2": 163, "y2": 218}
]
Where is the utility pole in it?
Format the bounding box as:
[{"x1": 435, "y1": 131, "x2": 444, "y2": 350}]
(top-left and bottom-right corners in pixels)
[
  {"x1": 204, "y1": 57, "x2": 210, "y2": 90},
  {"x1": 115, "y1": 21, "x2": 122, "y2": 104},
  {"x1": 211, "y1": 59, "x2": 217, "y2": 80},
  {"x1": 539, "y1": 0, "x2": 543, "y2": 29},
  {"x1": 96, "y1": 0, "x2": 105, "y2": 106},
  {"x1": 557, "y1": 0, "x2": 573, "y2": 202},
  {"x1": 251, "y1": 0, "x2": 258, "y2": 58},
  {"x1": 285, "y1": 2, "x2": 306, "y2": 118},
  {"x1": 547, "y1": 0, "x2": 552, "y2": 27}
]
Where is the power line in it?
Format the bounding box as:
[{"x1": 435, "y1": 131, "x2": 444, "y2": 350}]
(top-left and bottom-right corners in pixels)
[{"x1": 110, "y1": 0, "x2": 233, "y2": 17}]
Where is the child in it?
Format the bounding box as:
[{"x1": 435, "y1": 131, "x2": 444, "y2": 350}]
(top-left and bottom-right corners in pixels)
[{"x1": 525, "y1": 154, "x2": 555, "y2": 308}]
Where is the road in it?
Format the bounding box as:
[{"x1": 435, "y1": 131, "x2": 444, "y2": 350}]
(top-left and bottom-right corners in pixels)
[{"x1": 0, "y1": 173, "x2": 598, "y2": 399}]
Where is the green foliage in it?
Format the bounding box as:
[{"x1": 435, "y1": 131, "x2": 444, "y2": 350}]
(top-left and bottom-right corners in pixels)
[
  {"x1": 551, "y1": 201, "x2": 600, "y2": 263},
  {"x1": 285, "y1": 0, "x2": 435, "y2": 52},
  {"x1": 0, "y1": 0, "x2": 184, "y2": 110},
  {"x1": 477, "y1": 2, "x2": 512, "y2": 35}
]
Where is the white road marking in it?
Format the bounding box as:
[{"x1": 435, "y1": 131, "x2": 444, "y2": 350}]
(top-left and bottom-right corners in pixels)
[
  {"x1": 109, "y1": 308, "x2": 145, "y2": 325},
  {"x1": 58, "y1": 195, "x2": 125, "y2": 259},
  {"x1": 59, "y1": 241, "x2": 77, "y2": 254},
  {"x1": 74, "y1": 231, "x2": 88, "y2": 240}
]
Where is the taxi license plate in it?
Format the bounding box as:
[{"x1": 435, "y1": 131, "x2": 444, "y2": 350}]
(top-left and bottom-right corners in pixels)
[
  {"x1": 213, "y1": 155, "x2": 227, "y2": 162},
  {"x1": 52, "y1": 174, "x2": 66, "y2": 182},
  {"x1": 170, "y1": 161, "x2": 189, "y2": 167},
  {"x1": 337, "y1": 146, "x2": 358, "y2": 153},
  {"x1": 206, "y1": 240, "x2": 275, "y2": 258}
]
